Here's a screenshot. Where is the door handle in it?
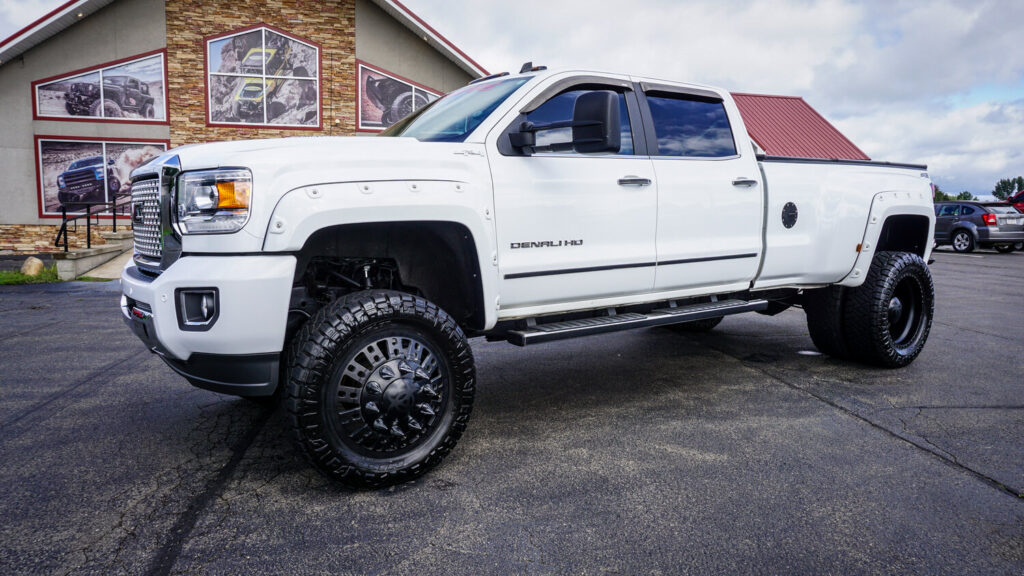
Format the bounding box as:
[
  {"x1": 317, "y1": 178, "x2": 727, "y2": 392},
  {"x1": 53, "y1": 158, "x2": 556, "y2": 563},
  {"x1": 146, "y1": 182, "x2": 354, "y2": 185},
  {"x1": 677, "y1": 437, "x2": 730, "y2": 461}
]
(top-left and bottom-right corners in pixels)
[
  {"x1": 618, "y1": 176, "x2": 651, "y2": 187},
  {"x1": 732, "y1": 177, "x2": 758, "y2": 187}
]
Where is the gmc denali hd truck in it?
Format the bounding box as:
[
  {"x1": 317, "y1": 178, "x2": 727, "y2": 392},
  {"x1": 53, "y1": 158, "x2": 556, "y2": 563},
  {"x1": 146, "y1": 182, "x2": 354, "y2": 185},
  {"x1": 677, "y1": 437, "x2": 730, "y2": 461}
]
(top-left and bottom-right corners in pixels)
[{"x1": 121, "y1": 68, "x2": 936, "y2": 487}]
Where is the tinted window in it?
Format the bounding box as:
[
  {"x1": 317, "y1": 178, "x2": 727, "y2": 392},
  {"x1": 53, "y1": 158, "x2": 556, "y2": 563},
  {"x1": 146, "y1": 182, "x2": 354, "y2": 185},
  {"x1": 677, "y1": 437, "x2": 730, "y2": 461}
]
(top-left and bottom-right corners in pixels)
[
  {"x1": 526, "y1": 90, "x2": 633, "y2": 155},
  {"x1": 960, "y1": 205, "x2": 975, "y2": 215},
  {"x1": 646, "y1": 94, "x2": 736, "y2": 157},
  {"x1": 937, "y1": 205, "x2": 958, "y2": 216}
]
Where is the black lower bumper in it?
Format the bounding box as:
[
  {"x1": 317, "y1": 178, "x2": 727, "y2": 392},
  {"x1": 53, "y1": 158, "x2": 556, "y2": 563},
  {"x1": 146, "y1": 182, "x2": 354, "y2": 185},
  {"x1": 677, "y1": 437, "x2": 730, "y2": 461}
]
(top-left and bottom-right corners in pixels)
[{"x1": 123, "y1": 312, "x2": 279, "y2": 398}]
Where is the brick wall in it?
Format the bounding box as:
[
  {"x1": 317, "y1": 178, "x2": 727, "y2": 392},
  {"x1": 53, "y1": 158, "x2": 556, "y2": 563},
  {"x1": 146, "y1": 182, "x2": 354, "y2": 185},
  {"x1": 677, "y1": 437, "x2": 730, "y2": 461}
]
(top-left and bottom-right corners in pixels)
[
  {"x1": 0, "y1": 224, "x2": 114, "y2": 253},
  {"x1": 165, "y1": 0, "x2": 356, "y2": 147}
]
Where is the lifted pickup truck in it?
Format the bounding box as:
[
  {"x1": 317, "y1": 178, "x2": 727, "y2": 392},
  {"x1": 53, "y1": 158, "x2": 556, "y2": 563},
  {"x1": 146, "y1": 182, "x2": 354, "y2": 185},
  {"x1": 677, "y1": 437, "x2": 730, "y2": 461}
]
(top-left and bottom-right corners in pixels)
[{"x1": 121, "y1": 68, "x2": 936, "y2": 487}]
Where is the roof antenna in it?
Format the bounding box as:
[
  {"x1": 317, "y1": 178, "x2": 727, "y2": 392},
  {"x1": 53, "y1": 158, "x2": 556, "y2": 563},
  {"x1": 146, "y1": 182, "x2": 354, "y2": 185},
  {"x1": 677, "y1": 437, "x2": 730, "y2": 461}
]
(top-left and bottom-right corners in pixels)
[{"x1": 519, "y1": 62, "x2": 533, "y2": 73}]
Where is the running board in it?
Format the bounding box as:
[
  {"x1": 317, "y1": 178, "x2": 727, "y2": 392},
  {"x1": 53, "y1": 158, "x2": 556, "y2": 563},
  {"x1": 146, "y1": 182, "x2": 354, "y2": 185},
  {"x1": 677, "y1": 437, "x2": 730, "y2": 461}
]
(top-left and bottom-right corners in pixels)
[{"x1": 506, "y1": 299, "x2": 769, "y2": 346}]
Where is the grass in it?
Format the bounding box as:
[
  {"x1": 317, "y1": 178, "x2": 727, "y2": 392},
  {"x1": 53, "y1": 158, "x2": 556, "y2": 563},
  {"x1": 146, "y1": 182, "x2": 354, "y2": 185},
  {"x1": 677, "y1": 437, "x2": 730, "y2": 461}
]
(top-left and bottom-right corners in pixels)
[
  {"x1": 76, "y1": 276, "x2": 114, "y2": 282},
  {"x1": 0, "y1": 265, "x2": 60, "y2": 285}
]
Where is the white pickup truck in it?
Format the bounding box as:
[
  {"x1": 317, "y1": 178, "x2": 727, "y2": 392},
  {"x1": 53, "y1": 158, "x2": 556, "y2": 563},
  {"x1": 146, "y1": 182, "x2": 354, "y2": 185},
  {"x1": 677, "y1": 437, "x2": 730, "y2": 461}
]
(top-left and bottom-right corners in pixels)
[{"x1": 121, "y1": 67, "x2": 936, "y2": 487}]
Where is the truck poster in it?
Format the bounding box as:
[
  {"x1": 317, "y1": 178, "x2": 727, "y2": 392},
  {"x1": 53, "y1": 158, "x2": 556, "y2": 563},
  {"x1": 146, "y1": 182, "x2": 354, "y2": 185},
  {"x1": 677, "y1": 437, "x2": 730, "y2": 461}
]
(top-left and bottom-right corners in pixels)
[
  {"x1": 37, "y1": 138, "x2": 167, "y2": 216},
  {"x1": 206, "y1": 27, "x2": 319, "y2": 127},
  {"x1": 34, "y1": 52, "x2": 166, "y2": 122},
  {"x1": 358, "y1": 63, "x2": 439, "y2": 130}
]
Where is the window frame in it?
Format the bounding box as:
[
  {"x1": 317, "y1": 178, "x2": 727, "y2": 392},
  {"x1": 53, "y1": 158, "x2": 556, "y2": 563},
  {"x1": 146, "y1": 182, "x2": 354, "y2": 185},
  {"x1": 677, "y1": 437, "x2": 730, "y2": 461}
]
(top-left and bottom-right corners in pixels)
[
  {"x1": 636, "y1": 84, "x2": 740, "y2": 161},
  {"x1": 30, "y1": 49, "x2": 169, "y2": 126},
  {"x1": 497, "y1": 78, "x2": 648, "y2": 158},
  {"x1": 203, "y1": 23, "x2": 322, "y2": 131}
]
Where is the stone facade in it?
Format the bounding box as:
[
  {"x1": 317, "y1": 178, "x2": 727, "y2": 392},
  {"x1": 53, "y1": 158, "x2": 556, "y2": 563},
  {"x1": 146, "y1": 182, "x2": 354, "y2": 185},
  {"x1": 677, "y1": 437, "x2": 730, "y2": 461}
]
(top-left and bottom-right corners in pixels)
[
  {"x1": 0, "y1": 224, "x2": 114, "y2": 253},
  {"x1": 165, "y1": 0, "x2": 356, "y2": 147}
]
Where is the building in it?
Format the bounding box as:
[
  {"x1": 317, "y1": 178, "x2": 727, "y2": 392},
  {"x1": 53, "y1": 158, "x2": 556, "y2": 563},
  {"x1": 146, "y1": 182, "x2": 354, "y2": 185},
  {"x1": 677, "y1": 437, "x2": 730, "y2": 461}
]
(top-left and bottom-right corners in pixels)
[
  {"x1": 0, "y1": 0, "x2": 485, "y2": 252},
  {"x1": 731, "y1": 92, "x2": 870, "y2": 160}
]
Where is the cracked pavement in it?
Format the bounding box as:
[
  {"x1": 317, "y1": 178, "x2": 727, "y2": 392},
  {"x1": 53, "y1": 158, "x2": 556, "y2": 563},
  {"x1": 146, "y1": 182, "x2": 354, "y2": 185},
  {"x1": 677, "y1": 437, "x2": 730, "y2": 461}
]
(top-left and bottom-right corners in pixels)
[{"x1": 0, "y1": 248, "x2": 1022, "y2": 575}]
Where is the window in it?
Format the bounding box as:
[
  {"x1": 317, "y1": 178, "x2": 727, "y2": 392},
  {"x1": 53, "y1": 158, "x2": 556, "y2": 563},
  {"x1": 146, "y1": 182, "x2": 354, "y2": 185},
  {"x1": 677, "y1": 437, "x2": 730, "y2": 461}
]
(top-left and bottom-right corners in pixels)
[
  {"x1": 32, "y1": 50, "x2": 167, "y2": 123},
  {"x1": 358, "y1": 62, "x2": 441, "y2": 131},
  {"x1": 646, "y1": 94, "x2": 736, "y2": 157},
  {"x1": 525, "y1": 89, "x2": 634, "y2": 155},
  {"x1": 960, "y1": 205, "x2": 975, "y2": 215},
  {"x1": 937, "y1": 205, "x2": 959, "y2": 217},
  {"x1": 206, "y1": 25, "x2": 320, "y2": 127}
]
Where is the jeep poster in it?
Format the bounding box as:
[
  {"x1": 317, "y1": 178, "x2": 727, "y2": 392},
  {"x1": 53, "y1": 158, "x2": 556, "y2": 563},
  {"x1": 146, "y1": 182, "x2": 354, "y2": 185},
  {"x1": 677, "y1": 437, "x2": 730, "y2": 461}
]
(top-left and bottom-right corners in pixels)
[
  {"x1": 34, "y1": 53, "x2": 166, "y2": 121},
  {"x1": 207, "y1": 27, "x2": 319, "y2": 126},
  {"x1": 38, "y1": 139, "x2": 166, "y2": 215},
  {"x1": 358, "y1": 64, "x2": 440, "y2": 130}
]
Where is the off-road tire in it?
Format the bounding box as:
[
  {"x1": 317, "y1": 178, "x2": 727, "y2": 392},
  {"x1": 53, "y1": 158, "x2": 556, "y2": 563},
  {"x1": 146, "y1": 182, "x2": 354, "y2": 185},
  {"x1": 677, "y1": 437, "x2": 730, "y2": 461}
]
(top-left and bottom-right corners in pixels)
[
  {"x1": 995, "y1": 244, "x2": 1015, "y2": 253},
  {"x1": 803, "y1": 285, "x2": 850, "y2": 359},
  {"x1": 951, "y1": 230, "x2": 974, "y2": 253},
  {"x1": 90, "y1": 98, "x2": 122, "y2": 118},
  {"x1": 285, "y1": 290, "x2": 475, "y2": 488},
  {"x1": 667, "y1": 317, "x2": 722, "y2": 332},
  {"x1": 843, "y1": 251, "x2": 934, "y2": 368},
  {"x1": 141, "y1": 103, "x2": 154, "y2": 118},
  {"x1": 108, "y1": 176, "x2": 121, "y2": 193}
]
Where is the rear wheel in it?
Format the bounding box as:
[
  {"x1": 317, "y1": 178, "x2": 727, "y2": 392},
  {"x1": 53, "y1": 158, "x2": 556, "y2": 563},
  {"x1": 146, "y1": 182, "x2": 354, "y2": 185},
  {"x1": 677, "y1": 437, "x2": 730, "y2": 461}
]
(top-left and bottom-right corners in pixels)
[
  {"x1": 951, "y1": 230, "x2": 974, "y2": 253},
  {"x1": 803, "y1": 285, "x2": 850, "y2": 359},
  {"x1": 843, "y1": 251, "x2": 934, "y2": 368},
  {"x1": 995, "y1": 244, "x2": 1015, "y2": 253},
  {"x1": 285, "y1": 290, "x2": 475, "y2": 488}
]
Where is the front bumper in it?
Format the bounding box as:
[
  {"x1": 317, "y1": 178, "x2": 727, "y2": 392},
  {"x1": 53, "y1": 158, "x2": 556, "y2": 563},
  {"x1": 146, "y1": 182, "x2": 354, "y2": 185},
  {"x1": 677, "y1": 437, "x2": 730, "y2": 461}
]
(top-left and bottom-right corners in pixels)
[{"x1": 120, "y1": 254, "x2": 296, "y2": 396}]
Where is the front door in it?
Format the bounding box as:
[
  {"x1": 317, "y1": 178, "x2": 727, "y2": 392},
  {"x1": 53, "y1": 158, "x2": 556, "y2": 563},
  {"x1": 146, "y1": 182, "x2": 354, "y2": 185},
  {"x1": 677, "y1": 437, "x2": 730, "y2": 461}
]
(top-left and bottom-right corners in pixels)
[
  {"x1": 488, "y1": 80, "x2": 657, "y2": 311},
  {"x1": 934, "y1": 204, "x2": 959, "y2": 242}
]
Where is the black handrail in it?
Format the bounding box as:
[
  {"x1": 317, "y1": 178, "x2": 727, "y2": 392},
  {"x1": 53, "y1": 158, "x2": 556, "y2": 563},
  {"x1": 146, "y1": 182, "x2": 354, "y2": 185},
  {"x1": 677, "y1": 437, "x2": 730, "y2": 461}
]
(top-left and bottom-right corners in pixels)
[{"x1": 54, "y1": 191, "x2": 133, "y2": 252}]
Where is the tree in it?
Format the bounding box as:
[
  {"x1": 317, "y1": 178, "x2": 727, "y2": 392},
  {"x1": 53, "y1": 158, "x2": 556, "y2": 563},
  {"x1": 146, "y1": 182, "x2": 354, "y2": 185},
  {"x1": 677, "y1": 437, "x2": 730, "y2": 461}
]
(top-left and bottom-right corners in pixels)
[
  {"x1": 932, "y1": 184, "x2": 953, "y2": 202},
  {"x1": 955, "y1": 191, "x2": 974, "y2": 200},
  {"x1": 992, "y1": 176, "x2": 1024, "y2": 200}
]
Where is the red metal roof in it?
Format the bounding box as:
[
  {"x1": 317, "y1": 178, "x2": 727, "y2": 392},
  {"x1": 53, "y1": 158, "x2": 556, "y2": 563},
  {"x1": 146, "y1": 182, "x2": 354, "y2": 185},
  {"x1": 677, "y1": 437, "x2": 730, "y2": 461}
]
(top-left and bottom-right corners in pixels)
[{"x1": 731, "y1": 93, "x2": 869, "y2": 160}]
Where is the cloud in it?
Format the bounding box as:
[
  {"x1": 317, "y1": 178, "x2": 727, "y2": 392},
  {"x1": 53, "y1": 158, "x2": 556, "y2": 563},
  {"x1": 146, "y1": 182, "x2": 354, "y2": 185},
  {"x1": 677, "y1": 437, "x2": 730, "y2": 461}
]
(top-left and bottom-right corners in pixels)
[
  {"x1": 404, "y1": 0, "x2": 1024, "y2": 194},
  {"x1": 0, "y1": 0, "x2": 64, "y2": 36}
]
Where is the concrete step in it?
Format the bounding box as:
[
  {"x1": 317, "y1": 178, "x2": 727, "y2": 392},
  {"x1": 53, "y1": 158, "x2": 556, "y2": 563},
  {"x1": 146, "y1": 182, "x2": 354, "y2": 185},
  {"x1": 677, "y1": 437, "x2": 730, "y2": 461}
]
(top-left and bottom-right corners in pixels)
[{"x1": 52, "y1": 244, "x2": 131, "y2": 280}]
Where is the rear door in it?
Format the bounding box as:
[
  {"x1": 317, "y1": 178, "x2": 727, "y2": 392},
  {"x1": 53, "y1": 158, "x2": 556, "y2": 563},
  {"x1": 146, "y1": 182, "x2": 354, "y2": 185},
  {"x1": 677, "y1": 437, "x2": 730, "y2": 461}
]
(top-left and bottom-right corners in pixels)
[
  {"x1": 636, "y1": 83, "x2": 763, "y2": 292},
  {"x1": 934, "y1": 204, "x2": 959, "y2": 241}
]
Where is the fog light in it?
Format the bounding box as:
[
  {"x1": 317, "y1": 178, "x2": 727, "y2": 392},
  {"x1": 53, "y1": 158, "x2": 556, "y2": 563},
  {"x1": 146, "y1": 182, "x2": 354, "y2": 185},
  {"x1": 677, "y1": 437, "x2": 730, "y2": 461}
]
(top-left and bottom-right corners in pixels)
[{"x1": 176, "y1": 288, "x2": 219, "y2": 331}]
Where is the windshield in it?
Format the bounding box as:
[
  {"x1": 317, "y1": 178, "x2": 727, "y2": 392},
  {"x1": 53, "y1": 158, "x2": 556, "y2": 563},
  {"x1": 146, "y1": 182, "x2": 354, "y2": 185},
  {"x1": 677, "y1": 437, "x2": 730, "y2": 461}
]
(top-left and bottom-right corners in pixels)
[
  {"x1": 987, "y1": 205, "x2": 1018, "y2": 214},
  {"x1": 70, "y1": 156, "x2": 102, "y2": 169},
  {"x1": 105, "y1": 76, "x2": 127, "y2": 85},
  {"x1": 379, "y1": 76, "x2": 531, "y2": 142}
]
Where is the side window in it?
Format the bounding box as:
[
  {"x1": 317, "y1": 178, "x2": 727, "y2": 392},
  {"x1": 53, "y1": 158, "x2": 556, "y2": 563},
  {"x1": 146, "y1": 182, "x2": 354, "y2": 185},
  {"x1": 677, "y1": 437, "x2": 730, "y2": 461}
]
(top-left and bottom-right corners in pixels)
[
  {"x1": 525, "y1": 89, "x2": 634, "y2": 155},
  {"x1": 959, "y1": 205, "x2": 975, "y2": 216},
  {"x1": 646, "y1": 94, "x2": 736, "y2": 157},
  {"x1": 937, "y1": 205, "x2": 959, "y2": 217}
]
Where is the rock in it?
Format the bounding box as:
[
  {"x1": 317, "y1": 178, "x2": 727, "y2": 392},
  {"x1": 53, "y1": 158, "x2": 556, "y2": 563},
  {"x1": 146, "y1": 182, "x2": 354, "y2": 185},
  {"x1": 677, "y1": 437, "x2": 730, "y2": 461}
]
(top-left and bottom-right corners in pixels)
[{"x1": 20, "y1": 256, "x2": 45, "y2": 276}]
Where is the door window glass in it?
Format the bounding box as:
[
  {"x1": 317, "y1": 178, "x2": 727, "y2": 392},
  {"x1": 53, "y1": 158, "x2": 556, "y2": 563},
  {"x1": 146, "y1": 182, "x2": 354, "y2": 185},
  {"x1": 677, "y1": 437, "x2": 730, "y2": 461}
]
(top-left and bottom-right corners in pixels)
[
  {"x1": 525, "y1": 89, "x2": 634, "y2": 155},
  {"x1": 937, "y1": 205, "x2": 959, "y2": 216},
  {"x1": 959, "y1": 205, "x2": 975, "y2": 215},
  {"x1": 646, "y1": 94, "x2": 736, "y2": 157}
]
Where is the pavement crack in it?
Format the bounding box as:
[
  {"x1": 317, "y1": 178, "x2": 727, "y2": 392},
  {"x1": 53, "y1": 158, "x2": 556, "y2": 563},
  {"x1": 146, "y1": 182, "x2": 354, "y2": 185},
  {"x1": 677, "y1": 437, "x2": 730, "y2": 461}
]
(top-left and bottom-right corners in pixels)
[
  {"x1": 695, "y1": 337, "x2": 1024, "y2": 503},
  {"x1": 143, "y1": 406, "x2": 274, "y2": 576}
]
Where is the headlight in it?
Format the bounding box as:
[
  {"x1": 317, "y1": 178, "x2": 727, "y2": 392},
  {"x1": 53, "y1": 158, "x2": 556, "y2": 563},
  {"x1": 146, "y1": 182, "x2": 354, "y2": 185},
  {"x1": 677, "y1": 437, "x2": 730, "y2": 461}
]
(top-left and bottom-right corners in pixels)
[
  {"x1": 174, "y1": 168, "x2": 252, "y2": 234},
  {"x1": 58, "y1": 175, "x2": 65, "y2": 187}
]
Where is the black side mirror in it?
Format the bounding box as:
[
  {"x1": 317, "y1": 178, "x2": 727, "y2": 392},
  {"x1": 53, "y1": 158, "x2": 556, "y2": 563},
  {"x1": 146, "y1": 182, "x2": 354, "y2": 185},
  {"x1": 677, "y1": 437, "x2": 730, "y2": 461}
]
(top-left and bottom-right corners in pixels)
[{"x1": 571, "y1": 90, "x2": 619, "y2": 154}]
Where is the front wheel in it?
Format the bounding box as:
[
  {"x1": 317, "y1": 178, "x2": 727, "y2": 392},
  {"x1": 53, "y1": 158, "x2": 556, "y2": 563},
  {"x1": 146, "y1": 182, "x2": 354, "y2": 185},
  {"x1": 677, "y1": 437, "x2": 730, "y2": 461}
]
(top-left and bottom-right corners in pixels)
[
  {"x1": 285, "y1": 290, "x2": 475, "y2": 488},
  {"x1": 951, "y1": 230, "x2": 974, "y2": 253},
  {"x1": 843, "y1": 251, "x2": 934, "y2": 368}
]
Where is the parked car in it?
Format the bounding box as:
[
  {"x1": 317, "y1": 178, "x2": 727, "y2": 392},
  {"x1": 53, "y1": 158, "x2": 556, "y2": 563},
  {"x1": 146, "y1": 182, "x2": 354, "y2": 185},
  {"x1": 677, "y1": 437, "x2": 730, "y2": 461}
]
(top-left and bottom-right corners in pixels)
[
  {"x1": 65, "y1": 74, "x2": 155, "y2": 118},
  {"x1": 57, "y1": 155, "x2": 119, "y2": 206},
  {"x1": 1007, "y1": 190, "x2": 1024, "y2": 213},
  {"x1": 933, "y1": 201, "x2": 1024, "y2": 253}
]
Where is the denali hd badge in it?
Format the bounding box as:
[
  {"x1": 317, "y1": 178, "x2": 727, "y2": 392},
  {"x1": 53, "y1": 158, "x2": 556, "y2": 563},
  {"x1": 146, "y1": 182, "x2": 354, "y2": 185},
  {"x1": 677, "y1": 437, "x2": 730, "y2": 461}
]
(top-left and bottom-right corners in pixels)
[{"x1": 510, "y1": 239, "x2": 583, "y2": 249}]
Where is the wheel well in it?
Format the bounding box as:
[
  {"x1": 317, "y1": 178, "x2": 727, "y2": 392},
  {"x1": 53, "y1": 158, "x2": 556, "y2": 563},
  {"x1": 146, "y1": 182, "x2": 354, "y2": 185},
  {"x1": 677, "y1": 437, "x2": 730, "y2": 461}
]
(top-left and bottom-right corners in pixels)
[
  {"x1": 876, "y1": 215, "x2": 930, "y2": 257},
  {"x1": 293, "y1": 222, "x2": 485, "y2": 330}
]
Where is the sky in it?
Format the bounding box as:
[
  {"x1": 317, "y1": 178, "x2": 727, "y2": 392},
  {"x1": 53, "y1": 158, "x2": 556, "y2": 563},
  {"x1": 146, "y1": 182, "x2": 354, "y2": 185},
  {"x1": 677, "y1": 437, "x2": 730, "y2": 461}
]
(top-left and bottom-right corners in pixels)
[{"x1": 2, "y1": 0, "x2": 1022, "y2": 196}]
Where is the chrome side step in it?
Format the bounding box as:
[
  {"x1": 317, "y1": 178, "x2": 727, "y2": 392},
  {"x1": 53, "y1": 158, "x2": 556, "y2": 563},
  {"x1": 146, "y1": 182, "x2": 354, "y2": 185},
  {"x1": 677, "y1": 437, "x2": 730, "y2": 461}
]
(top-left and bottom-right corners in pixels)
[{"x1": 506, "y1": 299, "x2": 769, "y2": 346}]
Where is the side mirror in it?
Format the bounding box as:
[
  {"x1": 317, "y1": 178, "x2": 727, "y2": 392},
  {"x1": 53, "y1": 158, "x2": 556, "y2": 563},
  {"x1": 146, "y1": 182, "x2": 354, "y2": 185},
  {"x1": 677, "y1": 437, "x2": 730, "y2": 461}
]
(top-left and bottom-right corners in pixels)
[{"x1": 571, "y1": 90, "x2": 619, "y2": 154}]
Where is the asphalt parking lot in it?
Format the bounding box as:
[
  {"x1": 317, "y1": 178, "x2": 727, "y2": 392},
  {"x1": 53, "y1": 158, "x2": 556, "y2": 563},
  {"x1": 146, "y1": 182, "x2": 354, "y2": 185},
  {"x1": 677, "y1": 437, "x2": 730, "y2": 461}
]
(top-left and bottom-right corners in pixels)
[{"x1": 1, "y1": 249, "x2": 1022, "y2": 575}]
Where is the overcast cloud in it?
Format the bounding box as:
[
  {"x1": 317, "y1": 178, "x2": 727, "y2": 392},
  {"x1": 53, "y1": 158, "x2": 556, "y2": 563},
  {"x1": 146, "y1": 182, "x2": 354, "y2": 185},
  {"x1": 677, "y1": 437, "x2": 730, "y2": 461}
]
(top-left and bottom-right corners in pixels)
[{"x1": 2, "y1": 0, "x2": 1021, "y2": 195}]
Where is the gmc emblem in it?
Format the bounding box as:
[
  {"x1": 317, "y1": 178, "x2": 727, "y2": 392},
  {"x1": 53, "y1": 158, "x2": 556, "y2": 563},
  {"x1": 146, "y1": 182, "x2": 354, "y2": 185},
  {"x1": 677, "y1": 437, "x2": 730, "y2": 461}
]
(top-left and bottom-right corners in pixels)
[{"x1": 132, "y1": 202, "x2": 144, "y2": 225}]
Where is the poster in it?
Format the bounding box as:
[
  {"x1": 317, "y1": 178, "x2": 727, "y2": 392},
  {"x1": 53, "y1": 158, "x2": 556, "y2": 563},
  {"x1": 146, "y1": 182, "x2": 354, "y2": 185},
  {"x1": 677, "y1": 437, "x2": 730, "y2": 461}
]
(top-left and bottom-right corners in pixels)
[
  {"x1": 38, "y1": 139, "x2": 167, "y2": 215},
  {"x1": 207, "y1": 27, "x2": 319, "y2": 126},
  {"x1": 34, "y1": 53, "x2": 166, "y2": 121},
  {"x1": 359, "y1": 64, "x2": 440, "y2": 130}
]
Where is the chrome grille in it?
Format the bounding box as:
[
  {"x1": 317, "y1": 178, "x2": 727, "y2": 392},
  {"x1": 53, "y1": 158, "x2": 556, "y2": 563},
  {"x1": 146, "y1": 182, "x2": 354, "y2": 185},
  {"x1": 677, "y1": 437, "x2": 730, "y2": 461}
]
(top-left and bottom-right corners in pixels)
[{"x1": 131, "y1": 177, "x2": 162, "y2": 260}]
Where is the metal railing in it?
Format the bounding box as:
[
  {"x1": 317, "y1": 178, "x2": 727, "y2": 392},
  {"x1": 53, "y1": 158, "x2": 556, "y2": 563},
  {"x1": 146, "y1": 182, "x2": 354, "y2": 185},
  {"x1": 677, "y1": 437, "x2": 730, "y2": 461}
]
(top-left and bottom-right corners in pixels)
[{"x1": 54, "y1": 191, "x2": 133, "y2": 252}]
